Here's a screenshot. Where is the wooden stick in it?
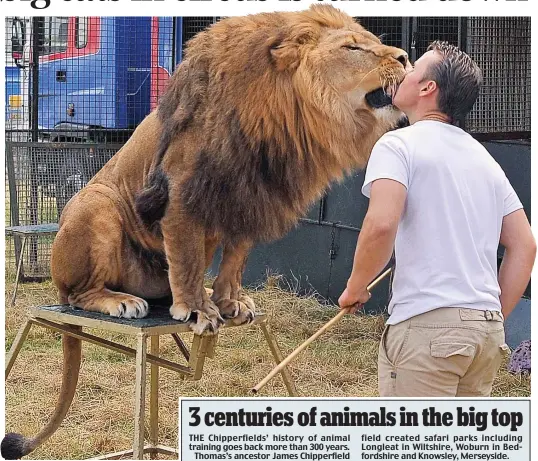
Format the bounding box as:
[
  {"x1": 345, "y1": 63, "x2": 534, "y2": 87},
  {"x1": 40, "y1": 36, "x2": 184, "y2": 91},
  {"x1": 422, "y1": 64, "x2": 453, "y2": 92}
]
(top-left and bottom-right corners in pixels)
[{"x1": 251, "y1": 267, "x2": 392, "y2": 394}]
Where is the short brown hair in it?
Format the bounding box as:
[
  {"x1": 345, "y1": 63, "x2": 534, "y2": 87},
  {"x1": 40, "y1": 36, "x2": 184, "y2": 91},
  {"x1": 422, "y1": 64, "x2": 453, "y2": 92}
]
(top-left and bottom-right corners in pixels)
[{"x1": 424, "y1": 41, "x2": 483, "y2": 125}]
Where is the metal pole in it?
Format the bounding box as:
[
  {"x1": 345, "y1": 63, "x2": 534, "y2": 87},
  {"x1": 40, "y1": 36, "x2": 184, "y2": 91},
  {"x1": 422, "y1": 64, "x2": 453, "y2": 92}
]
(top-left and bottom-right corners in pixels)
[
  {"x1": 458, "y1": 17, "x2": 468, "y2": 131},
  {"x1": 318, "y1": 195, "x2": 326, "y2": 224},
  {"x1": 174, "y1": 17, "x2": 183, "y2": 68},
  {"x1": 30, "y1": 17, "x2": 40, "y2": 143},
  {"x1": 6, "y1": 142, "x2": 22, "y2": 269},
  {"x1": 410, "y1": 17, "x2": 418, "y2": 64},
  {"x1": 401, "y1": 18, "x2": 412, "y2": 55},
  {"x1": 28, "y1": 17, "x2": 42, "y2": 269}
]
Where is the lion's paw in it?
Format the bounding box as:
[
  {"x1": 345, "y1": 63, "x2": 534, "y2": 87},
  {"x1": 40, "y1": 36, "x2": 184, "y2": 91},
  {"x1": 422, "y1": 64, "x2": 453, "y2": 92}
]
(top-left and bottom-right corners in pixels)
[
  {"x1": 108, "y1": 296, "x2": 149, "y2": 319},
  {"x1": 239, "y1": 293, "x2": 256, "y2": 312},
  {"x1": 190, "y1": 301, "x2": 224, "y2": 335},
  {"x1": 171, "y1": 299, "x2": 224, "y2": 335},
  {"x1": 189, "y1": 312, "x2": 218, "y2": 336},
  {"x1": 217, "y1": 299, "x2": 241, "y2": 319},
  {"x1": 170, "y1": 302, "x2": 192, "y2": 322},
  {"x1": 215, "y1": 294, "x2": 255, "y2": 325},
  {"x1": 230, "y1": 304, "x2": 255, "y2": 326}
]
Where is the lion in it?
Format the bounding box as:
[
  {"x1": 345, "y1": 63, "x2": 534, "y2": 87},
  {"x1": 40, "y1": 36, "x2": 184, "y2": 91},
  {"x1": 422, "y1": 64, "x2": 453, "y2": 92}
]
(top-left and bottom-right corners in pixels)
[{"x1": 1, "y1": 6, "x2": 410, "y2": 459}]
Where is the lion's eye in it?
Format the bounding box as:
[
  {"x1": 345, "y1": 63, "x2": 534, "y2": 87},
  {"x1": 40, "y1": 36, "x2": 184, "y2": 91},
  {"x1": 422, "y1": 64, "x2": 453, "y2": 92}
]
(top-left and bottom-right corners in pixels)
[{"x1": 343, "y1": 45, "x2": 363, "y2": 51}]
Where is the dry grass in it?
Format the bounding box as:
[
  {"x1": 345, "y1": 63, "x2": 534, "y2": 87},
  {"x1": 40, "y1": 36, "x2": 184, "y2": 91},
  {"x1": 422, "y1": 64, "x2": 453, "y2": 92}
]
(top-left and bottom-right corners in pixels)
[{"x1": 4, "y1": 278, "x2": 531, "y2": 459}]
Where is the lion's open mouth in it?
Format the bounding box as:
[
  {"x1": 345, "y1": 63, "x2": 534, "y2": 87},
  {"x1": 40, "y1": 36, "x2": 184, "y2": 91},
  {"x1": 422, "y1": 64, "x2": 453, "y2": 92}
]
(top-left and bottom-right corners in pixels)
[
  {"x1": 366, "y1": 69, "x2": 405, "y2": 109},
  {"x1": 365, "y1": 88, "x2": 394, "y2": 109}
]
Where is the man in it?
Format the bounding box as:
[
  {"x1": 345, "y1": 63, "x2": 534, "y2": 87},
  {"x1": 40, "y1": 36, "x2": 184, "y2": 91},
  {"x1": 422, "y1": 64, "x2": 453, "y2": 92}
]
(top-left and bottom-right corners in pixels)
[{"x1": 338, "y1": 41, "x2": 536, "y2": 397}]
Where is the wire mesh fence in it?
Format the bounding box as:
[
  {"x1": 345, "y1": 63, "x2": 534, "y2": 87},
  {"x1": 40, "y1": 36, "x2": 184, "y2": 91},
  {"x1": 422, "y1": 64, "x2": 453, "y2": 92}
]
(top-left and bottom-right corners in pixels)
[
  {"x1": 413, "y1": 17, "x2": 461, "y2": 58},
  {"x1": 182, "y1": 17, "x2": 221, "y2": 50},
  {"x1": 4, "y1": 15, "x2": 532, "y2": 281},
  {"x1": 411, "y1": 17, "x2": 531, "y2": 136},
  {"x1": 5, "y1": 142, "x2": 121, "y2": 280},
  {"x1": 466, "y1": 17, "x2": 531, "y2": 135},
  {"x1": 181, "y1": 17, "x2": 405, "y2": 50},
  {"x1": 357, "y1": 17, "x2": 404, "y2": 48},
  {"x1": 4, "y1": 16, "x2": 175, "y2": 278},
  {"x1": 5, "y1": 17, "x2": 31, "y2": 142}
]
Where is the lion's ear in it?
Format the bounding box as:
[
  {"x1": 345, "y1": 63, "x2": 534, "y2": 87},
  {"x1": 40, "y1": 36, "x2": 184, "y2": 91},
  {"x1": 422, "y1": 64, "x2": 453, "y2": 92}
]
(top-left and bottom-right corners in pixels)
[
  {"x1": 270, "y1": 42, "x2": 300, "y2": 72},
  {"x1": 269, "y1": 28, "x2": 314, "y2": 72}
]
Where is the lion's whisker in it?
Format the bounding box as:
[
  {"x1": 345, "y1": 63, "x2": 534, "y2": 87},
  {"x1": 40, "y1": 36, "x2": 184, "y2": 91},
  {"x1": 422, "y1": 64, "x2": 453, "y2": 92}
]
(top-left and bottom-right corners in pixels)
[{"x1": 356, "y1": 66, "x2": 382, "y2": 88}]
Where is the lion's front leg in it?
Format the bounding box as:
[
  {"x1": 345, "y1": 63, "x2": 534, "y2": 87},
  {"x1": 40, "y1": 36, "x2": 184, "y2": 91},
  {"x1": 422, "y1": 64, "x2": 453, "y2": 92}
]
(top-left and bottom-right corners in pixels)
[
  {"x1": 212, "y1": 240, "x2": 256, "y2": 325},
  {"x1": 160, "y1": 202, "x2": 224, "y2": 335}
]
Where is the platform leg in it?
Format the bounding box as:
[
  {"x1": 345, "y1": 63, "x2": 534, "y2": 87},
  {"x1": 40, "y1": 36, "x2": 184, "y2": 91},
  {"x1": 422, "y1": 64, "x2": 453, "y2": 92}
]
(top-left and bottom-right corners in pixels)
[
  {"x1": 11, "y1": 236, "x2": 27, "y2": 307},
  {"x1": 171, "y1": 333, "x2": 190, "y2": 361},
  {"x1": 5, "y1": 318, "x2": 32, "y2": 379},
  {"x1": 133, "y1": 333, "x2": 147, "y2": 459},
  {"x1": 189, "y1": 335, "x2": 212, "y2": 381},
  {"x1": 149, "y1": 335, "x2": 159, "y2": 459},
  {"x1": 260, "y1": 322, "x2": 298, "y2": 397}
]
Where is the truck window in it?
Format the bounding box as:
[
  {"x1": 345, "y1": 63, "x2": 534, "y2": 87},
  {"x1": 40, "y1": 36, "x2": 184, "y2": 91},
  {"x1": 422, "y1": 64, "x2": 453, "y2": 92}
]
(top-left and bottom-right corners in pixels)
[
  {"x1": 39, "y1": 17, "x2": 69, "y2": 56},
  {"x1": 75, "y1": 17, "x2": 88, "y2": 49}
]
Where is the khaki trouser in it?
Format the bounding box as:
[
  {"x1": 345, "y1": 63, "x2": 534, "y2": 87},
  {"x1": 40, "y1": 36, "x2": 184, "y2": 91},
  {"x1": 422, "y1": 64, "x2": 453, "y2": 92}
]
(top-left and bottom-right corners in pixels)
[{"x1": 378, "y1": 307, "x2": 510, "y2": 397}]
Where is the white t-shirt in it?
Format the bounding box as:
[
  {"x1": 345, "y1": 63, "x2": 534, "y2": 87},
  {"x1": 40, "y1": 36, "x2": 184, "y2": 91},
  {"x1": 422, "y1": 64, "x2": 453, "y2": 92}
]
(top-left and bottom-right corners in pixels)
[{"x1": 362, "y1": 120, "x2": 523, "y2": 325}]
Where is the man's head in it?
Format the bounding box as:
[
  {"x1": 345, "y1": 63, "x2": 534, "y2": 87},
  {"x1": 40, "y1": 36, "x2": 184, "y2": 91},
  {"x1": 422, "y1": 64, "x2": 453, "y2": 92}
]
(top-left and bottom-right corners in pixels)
[{"x1": 393, "y1": 41, "x2": 482, "y2": 125}]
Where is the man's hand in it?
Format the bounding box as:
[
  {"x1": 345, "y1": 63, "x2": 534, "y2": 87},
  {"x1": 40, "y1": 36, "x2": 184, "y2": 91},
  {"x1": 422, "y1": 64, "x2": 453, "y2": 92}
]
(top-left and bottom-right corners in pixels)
[{"x1": 338, "y1": 286, "x2": 371, "y2": 313}]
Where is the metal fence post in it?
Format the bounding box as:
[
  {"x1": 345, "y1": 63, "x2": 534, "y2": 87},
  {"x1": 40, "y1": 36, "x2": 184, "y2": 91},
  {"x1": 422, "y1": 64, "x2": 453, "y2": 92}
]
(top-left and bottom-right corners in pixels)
[
  {"x1": 458, "y1": 17, "x2": 468, "y2": 131},
  {"x1": 28, "y1": 17, "x2": 42, "y2": 269}
]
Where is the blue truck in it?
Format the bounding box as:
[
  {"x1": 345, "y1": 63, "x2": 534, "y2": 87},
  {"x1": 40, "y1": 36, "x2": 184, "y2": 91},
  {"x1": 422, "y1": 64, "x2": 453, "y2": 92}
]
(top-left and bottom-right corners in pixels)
[
  {"x1": 7, "y1": 16, "x2": 177, "y2": 203},
  {"x1": 7, "y1": 16, "x2": 175, "y2": 139}
]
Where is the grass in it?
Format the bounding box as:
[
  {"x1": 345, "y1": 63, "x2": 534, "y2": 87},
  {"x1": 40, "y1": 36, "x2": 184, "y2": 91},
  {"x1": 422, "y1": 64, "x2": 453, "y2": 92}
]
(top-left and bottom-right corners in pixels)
[{"x1": 4, "y1": 278, "x2": 531, "y2": 459}]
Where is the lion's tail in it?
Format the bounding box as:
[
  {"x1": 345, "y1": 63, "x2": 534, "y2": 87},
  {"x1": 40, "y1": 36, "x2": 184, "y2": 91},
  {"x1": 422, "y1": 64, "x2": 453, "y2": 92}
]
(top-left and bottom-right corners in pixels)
[
  {"x1": 1, "y1": 334, "x2": 82, "y2": 459},
  {"x1": 134, "y1": 121, "x2": 172, "y2": 227},
  {"x1": 135, "y1": 164, "x2": 170, "y2": 227}
]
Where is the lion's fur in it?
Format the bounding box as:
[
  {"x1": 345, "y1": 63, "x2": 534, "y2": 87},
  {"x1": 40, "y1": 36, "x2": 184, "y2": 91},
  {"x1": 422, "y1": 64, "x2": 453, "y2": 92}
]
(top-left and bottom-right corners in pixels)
[
  {"x1": 137, "y1": 5, "x2": 408, "y2": 243},
  {"x1": 5, "y1": 8, "x2": 409, "y2": 457}
]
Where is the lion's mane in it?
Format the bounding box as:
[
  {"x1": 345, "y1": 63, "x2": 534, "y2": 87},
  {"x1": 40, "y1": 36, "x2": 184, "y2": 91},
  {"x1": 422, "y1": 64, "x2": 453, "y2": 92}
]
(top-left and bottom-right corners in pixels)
[{"x1": 136, "y1": 6, "x2": 400, "y2": 243}]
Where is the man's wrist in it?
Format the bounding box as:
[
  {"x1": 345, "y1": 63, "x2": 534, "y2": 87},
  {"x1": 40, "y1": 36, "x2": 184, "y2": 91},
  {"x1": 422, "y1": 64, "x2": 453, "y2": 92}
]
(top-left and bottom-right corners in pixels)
[{"x1": 347, "y1": 276, "x2": 367, "y2": 294}]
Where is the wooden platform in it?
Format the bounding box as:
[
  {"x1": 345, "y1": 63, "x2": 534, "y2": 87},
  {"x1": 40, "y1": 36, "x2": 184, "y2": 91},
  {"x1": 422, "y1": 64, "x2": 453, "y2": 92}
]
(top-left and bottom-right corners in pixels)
[
  {"x1": 6, "y1": 304, "x2": 297, "y2": 459},
  {"x1": 31, "y1": 303, "x2": 266, "y2": 335}
]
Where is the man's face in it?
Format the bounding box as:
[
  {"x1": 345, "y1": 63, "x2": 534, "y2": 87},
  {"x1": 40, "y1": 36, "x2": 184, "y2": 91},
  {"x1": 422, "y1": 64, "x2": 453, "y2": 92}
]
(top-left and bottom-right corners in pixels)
[{"x1": 392, "y1": 50, "x2": 440, "y2": 112}]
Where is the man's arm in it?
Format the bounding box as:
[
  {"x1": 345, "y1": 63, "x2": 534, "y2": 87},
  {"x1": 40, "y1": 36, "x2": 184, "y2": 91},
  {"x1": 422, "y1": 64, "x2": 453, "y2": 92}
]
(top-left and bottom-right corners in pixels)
[
  {"x1": 338, "y1": 178, "x2": 407, "y2": 309},
  {"x1": 498, "y1": 209, "x2": 536, "y2": 318}
]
